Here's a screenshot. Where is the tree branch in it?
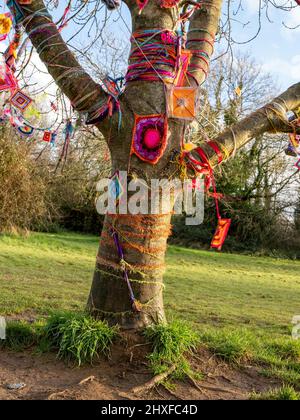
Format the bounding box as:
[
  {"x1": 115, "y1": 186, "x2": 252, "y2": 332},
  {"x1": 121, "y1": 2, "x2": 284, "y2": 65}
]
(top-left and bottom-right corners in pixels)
[
  {"x1": 13, "y1": 1, "x2": 108, "y2": 124},
  {"x1": 196, "y1": 81, "x2": 300, "y2": 167},
  {"x1": 186, "y1": 0, "x2": 222, "y2": 86}
]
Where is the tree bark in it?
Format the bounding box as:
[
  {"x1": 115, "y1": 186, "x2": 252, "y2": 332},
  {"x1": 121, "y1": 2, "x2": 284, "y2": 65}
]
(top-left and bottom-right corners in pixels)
[{"x1": 16, "y1": 0, "x2": 300, "y2": 329}]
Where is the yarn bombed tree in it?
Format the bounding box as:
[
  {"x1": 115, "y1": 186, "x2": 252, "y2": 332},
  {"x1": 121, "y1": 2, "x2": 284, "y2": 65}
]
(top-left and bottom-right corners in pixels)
[{"x1": 4, "y1": 0, "x2": 300, "y2": 329}]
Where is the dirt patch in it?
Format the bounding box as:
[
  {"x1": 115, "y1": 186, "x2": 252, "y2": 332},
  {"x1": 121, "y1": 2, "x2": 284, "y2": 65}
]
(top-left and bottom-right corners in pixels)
[{"x1": 0, "y1": 337, "x2": 281, "y2": 400}]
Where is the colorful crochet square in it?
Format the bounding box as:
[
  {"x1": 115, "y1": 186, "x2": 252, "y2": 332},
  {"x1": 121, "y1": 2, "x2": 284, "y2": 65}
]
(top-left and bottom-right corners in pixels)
[
  {"x1": 0, "y1": 65, "x2": 16, "y2": 92},
  {"x1": 211, "y1": 218, "x2": 231, "y2": 251},
  {"x1": 10, "y1": 90, "x2": 32, "y2": 111},
  {"x1": 131, "y1": 114, "x2": 168, "y2": 164},
  {"x1": 16, "y1": 122, "x2": 34, "y2": 138},
  {"x1": 43, "y1": 131, "x2": 52, "y2": 142},
  {"x1": 168, "y1": 86, "x2": 197, "y2": 120}
]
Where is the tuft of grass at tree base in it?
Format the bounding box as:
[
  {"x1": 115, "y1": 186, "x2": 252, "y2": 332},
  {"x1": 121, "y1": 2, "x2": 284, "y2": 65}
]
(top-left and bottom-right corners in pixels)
[{"x1": 0, "y1": 312, "x2": 118, "y2": 366}]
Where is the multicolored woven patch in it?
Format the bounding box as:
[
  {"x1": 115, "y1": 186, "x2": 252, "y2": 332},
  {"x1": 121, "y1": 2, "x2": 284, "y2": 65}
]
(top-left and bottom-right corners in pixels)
[
  {"x1": 10, "y1": 89, "x2": 33, "y2": 111},
  {"x1": 131, "y1": 114, "x2": 168, "y2": 164},
  {"x1": 15, "y1": 122, "x2": 34, "y2": 138},
  {"x1": 43, "y1": 131, "x2": 52, "y2": 142},
  {"x1": 167, "y1": 86, "x2": 197, "y2": 120}
]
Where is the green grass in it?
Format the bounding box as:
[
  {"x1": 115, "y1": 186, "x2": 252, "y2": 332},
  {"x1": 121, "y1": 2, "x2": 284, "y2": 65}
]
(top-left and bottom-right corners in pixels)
[
  {"x1": 41, "y1": 312, "x2": 118, "y2": 365},
  {"x1": 0, "y1": 232, "x2": 300, "y2": 384},
  {"x1": 0, "y1": 320, "x2": 43, "y2": 351},
  {"x1": 1, "y1": 312, "x2": 118, "y2": 366},
  {"x1": 144, "y1": 320, "x2": 199, "y2": 376},
  {"x1": 250, "y1": 386, "x2": 300, "y2": 400}
]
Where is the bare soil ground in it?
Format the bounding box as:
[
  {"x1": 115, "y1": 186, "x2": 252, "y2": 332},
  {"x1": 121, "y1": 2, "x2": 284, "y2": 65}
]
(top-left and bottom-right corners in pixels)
[{"x1": 0, "y1": 335, "x2": 280, "y2": 401}]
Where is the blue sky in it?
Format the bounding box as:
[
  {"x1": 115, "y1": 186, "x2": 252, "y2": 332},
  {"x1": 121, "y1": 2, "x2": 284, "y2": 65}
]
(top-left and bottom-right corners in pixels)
[
  {"x1": 228, "y1": 0, "x2": 299, "y2": 90},
  {"x1": 1, "y1": 0, "x2": 299, "y2": 93}
]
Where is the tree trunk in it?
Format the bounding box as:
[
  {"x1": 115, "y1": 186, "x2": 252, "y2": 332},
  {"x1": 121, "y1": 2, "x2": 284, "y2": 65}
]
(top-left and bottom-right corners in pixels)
[
  {"x1": 87, "y1": 213, "x2": 171, "y2": 329},
  {"x1": 17, "y1": 0, "x2": 300, "y2": 330}
]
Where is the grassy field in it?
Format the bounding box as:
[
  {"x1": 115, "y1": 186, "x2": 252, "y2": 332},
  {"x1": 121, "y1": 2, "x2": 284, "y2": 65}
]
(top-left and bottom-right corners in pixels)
[{"x1": 1, "y1": 231, "x2": 300, "y2": 387}]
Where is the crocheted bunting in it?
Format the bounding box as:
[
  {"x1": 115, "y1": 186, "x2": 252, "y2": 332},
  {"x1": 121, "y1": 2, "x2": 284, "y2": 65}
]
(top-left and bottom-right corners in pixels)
[
  {"x1": 10, "y1": 89, "x2": 33, "y2": 111},
  {"x1": 167, "y1": 86, "x2": 197, "y2": 120},
  {"x1": 16, "y1": 122, "x2": 34, "y2": 138},
  {"x1": 0, "y1": 65, "x2": 17, "y2": 92},
  {"x1": 211, "y1": 219, "x2": 231, "y2": 251},
  {"x1": 43, "y1": 131, "x2": 52, "y2": 142},
  {"x1": 131, "y1": 114, "x2": 168, "y2": 164}
]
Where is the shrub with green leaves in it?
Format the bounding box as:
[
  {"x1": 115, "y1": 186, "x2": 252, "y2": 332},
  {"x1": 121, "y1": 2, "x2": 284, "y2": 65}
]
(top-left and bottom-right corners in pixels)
[
  {"x1": 42, "y1": 312, "x2": 118, "y2": 365},
  {"x1": 144, "y1": 320, "x2": 199, "y2": 375}
]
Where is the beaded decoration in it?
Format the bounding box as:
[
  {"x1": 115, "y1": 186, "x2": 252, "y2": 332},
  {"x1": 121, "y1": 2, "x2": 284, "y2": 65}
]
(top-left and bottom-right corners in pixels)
[{"x1": 131, "y1": 114, "x2": 168, "y2": 164}]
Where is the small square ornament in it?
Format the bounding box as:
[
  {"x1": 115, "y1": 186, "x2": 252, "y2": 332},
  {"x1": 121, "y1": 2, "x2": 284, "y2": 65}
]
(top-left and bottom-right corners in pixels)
[
  {"x1": 167, "y1": 86, "x2": 197, "y2": 120},
  {"x1": 10, "y1": 89, "x2": 33, "y2": 111},
  {"x1": 211, "y1": 218, "x2": 231, "y2": 251},
  {"x1": 43, "y1": 131, "x2": 52, "y2": 142}
]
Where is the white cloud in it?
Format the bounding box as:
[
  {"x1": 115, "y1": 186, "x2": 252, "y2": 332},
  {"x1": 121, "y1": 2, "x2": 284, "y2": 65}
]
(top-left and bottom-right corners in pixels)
[
  {"x1": 262, "y1": 54, "x2": 300, "y2": 87},
  {"x1": 280, "y1": 6, "x2": 300, "y2": 39},
  {"x1": 243, "y1": 0, "x2": 261, "y2": 15}
]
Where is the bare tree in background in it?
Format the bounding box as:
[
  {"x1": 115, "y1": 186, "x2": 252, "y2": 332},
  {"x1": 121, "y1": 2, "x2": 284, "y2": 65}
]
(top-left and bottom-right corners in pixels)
[{"x1": 6, "y1": 0, "x2": 300, "y2": 330}]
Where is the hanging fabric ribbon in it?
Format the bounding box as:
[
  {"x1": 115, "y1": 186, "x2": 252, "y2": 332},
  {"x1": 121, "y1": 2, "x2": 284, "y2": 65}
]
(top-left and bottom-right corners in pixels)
[{"x1": 111, "y1": 228, "x2": 141, "y2": 312}]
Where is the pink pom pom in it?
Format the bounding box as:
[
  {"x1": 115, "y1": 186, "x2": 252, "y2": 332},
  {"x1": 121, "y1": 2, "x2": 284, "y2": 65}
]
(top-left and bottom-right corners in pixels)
[{"x1": 144, "y1": 128, "x2": 161, "y2": 149}]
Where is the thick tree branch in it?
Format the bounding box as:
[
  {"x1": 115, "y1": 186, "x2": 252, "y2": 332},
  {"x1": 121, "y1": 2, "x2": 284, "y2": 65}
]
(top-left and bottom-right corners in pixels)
[
  {"x1": 186, "y1": 0, "x2": 222, "y2": 86},
  {"x1": 198, "y1": 81, "x2": 300, "y2": 167},
  {"x1": 14, "y1": 1, "x2": 107, "y2": 124}
]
